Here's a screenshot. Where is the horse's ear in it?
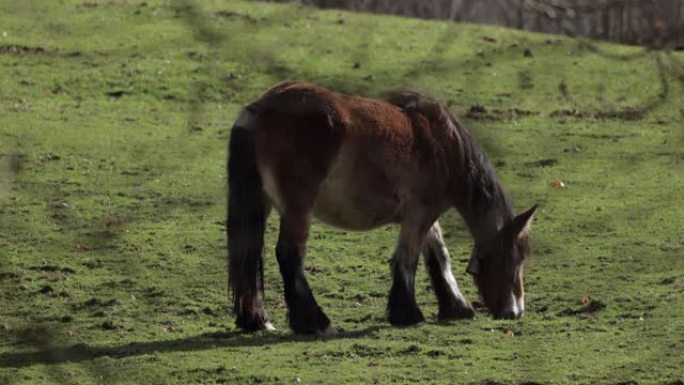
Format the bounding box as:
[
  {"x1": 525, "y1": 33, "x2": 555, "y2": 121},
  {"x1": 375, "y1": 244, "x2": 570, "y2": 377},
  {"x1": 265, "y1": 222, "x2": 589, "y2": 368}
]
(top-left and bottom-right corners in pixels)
[{"x1": 510, "y1": 205, "x2": 537, "y2": 239}]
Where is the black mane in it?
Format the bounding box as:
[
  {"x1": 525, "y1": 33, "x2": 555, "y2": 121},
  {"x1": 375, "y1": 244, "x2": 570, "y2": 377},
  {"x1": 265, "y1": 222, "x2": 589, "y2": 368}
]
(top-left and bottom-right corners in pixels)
[{"x1": 387, "y1": 90, "x2": 514, "y2": 232}]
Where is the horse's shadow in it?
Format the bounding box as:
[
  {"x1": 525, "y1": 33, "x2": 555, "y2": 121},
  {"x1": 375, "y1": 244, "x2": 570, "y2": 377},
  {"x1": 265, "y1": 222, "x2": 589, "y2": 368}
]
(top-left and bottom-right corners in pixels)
[{"x1": 0, "y1": 326, "x2": 382, "y2": 369}]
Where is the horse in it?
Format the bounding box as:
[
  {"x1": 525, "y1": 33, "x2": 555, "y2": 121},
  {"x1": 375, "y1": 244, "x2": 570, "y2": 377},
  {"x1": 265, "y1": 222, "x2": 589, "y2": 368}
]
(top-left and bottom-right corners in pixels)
[{"x1": 227, "y1": 81, "x2": 537, "y2": 335}]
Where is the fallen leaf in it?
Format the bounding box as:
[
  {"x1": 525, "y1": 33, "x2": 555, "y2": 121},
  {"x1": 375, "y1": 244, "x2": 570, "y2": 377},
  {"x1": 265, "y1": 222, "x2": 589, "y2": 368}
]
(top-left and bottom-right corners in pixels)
[
  {"x1": 580, "y1": 295, "x2": 591, "y2": 304},
  {"x1": 105, "y1": 216, "x2": 122, "y2": 230},
  {"x1": 550, "y1": 179, "x2": 566, "y2": 189}
]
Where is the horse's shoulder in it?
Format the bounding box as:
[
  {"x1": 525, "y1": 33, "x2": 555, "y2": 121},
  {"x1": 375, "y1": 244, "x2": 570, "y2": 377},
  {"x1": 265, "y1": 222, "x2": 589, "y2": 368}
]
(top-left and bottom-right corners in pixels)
[
  {"x1": 387, "y1": 91, "x2": 437, "y2": 119},
  {"x1": 387, "y1": 92, "x2": 457, "y2": 136}
]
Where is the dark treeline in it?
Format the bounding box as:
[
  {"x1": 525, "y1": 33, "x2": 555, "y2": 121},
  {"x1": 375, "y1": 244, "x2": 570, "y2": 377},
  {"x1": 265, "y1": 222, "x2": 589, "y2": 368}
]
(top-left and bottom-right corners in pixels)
[{"x1": 266, "y1": 0, "x2": 684, "y2": 48}]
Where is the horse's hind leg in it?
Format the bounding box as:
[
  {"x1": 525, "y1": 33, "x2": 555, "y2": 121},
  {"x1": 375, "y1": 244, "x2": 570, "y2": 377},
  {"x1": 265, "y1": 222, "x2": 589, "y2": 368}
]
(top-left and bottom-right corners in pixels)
[
  {"x1": 276, "y1": 210, "x2": 334, "y2": 335},
  {"x1": 387, "y1": 223, "x2": 427, "y2": 326},
  {"x1": 230, "y1": 201, "x2": 274, "y2": 332},
  {"x1": 422, "y1": 222, "x2": 475, "y2": 320}
]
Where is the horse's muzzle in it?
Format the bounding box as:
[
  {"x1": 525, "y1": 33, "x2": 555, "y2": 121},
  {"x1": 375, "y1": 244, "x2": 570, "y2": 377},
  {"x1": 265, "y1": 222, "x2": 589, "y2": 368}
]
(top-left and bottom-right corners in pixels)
[{"x1": 494, "y1": 310, "x2": 523, "y2": 320}]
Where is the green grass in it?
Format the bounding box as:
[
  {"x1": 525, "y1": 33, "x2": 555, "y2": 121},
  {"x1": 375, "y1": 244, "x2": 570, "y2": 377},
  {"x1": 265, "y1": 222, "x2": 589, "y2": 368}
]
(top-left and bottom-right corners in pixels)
[{"x1": 1, "y1": 1, "x2": 684, "y2": 384}]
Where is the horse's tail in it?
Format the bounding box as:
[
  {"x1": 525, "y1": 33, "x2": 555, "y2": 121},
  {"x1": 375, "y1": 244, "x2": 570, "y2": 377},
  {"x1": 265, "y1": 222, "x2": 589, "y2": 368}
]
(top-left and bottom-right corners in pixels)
[{"x1": 227, "y1": 106, "x2": 270, "y2": 330}]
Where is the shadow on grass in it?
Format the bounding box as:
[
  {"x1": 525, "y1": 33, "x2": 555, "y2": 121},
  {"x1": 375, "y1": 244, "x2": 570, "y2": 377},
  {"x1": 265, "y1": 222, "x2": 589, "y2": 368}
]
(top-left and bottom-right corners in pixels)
[{"x1": 0, "y1": 325, "x2": 382, "y2": 369}]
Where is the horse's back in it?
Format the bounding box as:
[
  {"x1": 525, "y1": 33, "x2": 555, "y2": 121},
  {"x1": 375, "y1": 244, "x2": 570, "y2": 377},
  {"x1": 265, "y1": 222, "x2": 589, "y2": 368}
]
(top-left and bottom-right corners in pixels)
[{"x1": 246, "y1": 82, "x2": 452, "y2": 229}]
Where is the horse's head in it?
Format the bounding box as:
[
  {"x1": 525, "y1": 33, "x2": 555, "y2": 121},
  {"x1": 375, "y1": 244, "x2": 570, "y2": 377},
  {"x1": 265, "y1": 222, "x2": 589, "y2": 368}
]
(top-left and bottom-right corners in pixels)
[{"x1": 467, "y1": 205, "x2": 537, "y2": 319}]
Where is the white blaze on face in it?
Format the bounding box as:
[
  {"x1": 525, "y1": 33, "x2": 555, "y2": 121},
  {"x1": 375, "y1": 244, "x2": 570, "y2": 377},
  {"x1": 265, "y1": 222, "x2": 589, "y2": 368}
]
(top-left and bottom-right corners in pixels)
[
  {"x1": 503, "y1": 266, "x2": 525, "y2": 318},
  {"x1": 505, "y1": 292, "x2": 525, "y2": 318}
]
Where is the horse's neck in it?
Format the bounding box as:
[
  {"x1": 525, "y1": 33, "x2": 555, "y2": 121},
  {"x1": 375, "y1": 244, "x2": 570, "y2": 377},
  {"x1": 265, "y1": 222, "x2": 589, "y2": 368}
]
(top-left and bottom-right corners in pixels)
[
  {"x1": 443, "y1": 109, "x2": 514, "y2": 242},
  {"x1": 465, "y1": 201, "x2": 513, "y2": 243},
  {"x1": 455, "y1": 180, "x2": 514, "y2": 243}
]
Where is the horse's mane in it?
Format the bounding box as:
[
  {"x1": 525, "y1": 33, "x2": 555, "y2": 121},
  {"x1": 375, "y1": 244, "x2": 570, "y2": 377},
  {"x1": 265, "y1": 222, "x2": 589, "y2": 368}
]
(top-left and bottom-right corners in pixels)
[{"x1": 387, "y1": 91, "x2": 513, "y2": 221}]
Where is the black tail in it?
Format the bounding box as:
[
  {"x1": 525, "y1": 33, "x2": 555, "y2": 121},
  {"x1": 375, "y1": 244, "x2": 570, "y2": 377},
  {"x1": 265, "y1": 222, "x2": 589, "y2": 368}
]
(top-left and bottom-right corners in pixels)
[{"x1": 227, "y1": 114, "x2": 270, "y2": 330}]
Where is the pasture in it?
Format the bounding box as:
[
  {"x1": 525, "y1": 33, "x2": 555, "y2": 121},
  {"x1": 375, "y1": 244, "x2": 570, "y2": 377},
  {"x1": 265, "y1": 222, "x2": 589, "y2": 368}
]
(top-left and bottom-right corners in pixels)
[{"x1": 1, "y1": 1, "x2": 683, "y2": 384}]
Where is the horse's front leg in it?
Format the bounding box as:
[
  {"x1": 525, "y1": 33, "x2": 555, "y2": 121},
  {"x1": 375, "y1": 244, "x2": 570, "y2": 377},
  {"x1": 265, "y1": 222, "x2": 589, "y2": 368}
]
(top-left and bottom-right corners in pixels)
[
  {"x1": 422, "y1": 221, "x2": 475, "y2": 320},
  {"x1": 387, "y1": 224, "x2": 427, "y2": 326},
  {"x1": 276, "y1": 211, "x2": 335, "y2": 335}
]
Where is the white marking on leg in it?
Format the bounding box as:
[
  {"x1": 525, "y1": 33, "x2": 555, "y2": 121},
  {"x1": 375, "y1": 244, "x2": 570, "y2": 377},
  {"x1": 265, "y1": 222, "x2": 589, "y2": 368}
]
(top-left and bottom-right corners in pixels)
[
  {"x1": 264, "y1": 321, "x2": 276, "y2": 331},
  {"x1": 393, "y1": 245, "x2": 416, "y2": 286},
  {"x1": 319, "y1": 324, "x2": 337, "y2": 336},
  {"x1": 442, "y1": 260, "x2": 466, "y2": 301},
  {"x1": 234, "y1": 109, "x2": 255, "y2": 129},
  {"x1": 426, "y1": 223, "x2": 467, "y2": 302}
]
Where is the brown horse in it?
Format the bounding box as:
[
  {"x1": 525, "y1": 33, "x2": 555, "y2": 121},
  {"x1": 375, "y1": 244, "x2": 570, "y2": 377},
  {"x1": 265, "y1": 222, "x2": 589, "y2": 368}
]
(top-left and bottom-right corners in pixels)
[{"x1": 227, "y1": 81, "x2": 536, "y2": 334}]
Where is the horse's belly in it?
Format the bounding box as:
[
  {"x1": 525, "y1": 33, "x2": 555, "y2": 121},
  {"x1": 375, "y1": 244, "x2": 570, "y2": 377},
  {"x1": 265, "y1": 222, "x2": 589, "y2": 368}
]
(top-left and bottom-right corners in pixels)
[
  {"x1": 312, "y1": 188, "x2": 399, "y2": 230},
  {"x1": 312, "y1": 149, "x2": 405, "y2": 230}
]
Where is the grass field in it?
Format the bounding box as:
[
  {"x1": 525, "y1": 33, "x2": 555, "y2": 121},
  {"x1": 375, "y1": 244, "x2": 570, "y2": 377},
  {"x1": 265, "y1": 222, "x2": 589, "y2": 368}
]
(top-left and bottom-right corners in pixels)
[{"x1": 1, "y1": 1, "x2": 684, "y2": 384}]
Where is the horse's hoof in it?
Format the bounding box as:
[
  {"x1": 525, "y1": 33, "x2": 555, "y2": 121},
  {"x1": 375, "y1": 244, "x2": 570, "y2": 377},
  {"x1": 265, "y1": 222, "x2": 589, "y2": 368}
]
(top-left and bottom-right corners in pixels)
[
  {"x1": 438, "y1": 302, "x2": 476, "y2": 320},
  {"x1": 236, "y1": 315, "x2": 274, "y2": 332},
  {"x1": 289, "y1": 311, "x2": 334, "y2": 335},
  {"x1": 389, "y1": 310, "x2": 425, "y2": 327},
  {"x1": 317, "y1": 324, "x2": 338, "y2": 336},
  {"x1": 438, "y1": 304, "x2": 475, "y2": 321}
]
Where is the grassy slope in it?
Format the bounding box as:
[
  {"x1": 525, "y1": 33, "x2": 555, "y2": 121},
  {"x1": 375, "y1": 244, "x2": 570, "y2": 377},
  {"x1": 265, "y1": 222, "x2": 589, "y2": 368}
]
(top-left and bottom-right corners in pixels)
[{"x1": 1, "y1": 1, "x2": 683, "y2": 384}]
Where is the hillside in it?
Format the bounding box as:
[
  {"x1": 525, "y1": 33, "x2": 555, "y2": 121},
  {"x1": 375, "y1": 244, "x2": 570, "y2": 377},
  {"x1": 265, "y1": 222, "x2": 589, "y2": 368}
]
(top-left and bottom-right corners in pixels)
[{"x1": 1, "y1": 1, "x2": 683, "y2": 384}]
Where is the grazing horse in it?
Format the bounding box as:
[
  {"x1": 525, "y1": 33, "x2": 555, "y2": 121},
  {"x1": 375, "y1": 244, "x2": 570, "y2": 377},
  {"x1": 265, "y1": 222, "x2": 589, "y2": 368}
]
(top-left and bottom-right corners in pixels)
[{"x1": 227, "y1": 81, "x2": 536, "y2": 334}]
